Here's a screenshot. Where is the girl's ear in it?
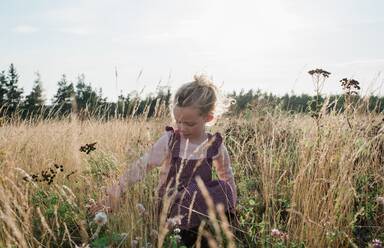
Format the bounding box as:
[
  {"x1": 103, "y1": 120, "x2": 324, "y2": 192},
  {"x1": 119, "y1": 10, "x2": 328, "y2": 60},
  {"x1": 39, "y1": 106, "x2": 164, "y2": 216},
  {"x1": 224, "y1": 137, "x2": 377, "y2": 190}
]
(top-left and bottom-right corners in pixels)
[{"x1": 205, "y1": 113, "x2": 214, "y2": 123}]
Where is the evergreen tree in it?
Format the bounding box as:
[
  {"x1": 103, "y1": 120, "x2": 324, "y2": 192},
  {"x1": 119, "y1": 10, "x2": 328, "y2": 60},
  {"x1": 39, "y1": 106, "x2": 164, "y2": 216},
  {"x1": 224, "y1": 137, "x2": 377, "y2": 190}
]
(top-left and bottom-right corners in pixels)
[
  {"x1": 0, "y1": 71, "x2": 7, "y2": 107},
  {"x1": 24, "y1": 72, "x2": 45, "y2": 115},
  {"x1": 75, "y1": 74, "x2": 103, "y2": 115},
  {"x1": 5, "y1": 63, "x2": 23, "y2": 114},
  {"x1": 52, "y1": 74, "x2": 75, "y2": 115}
]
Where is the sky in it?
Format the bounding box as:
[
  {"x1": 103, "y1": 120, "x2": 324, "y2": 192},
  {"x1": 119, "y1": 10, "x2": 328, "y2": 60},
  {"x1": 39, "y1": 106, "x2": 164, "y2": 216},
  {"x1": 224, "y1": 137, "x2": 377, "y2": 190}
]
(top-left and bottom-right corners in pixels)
[{"x1": 1, "y1": 0, "x2": 384, "y2": 103}]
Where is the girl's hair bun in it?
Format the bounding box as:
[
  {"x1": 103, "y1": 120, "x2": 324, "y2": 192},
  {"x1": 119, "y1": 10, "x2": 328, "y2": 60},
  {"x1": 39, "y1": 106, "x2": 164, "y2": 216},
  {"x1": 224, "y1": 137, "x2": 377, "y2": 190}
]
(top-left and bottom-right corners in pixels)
[{"x1": 171, "y1": 74, "x2": 235, "y2": 126}]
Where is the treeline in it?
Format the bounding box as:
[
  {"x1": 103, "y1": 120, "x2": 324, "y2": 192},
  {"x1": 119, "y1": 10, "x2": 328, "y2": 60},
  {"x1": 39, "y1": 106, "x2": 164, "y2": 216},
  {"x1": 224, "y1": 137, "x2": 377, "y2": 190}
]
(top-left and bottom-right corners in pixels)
[
  {"x1": 231, "y1": 89, "x2": 384, "y2": 114},
  {"x1": 0, "y1": 64, "x2": 383, "y2": 121},
  {"x1": 0, "y1": 64, "x2": 172, "y2": 120}
]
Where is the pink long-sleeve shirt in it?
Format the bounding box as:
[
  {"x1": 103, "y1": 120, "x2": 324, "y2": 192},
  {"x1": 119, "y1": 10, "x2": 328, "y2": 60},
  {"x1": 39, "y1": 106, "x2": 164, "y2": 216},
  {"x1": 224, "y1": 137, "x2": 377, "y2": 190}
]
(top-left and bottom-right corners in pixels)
[{"x1": 115, "y1": 129, "x2": 238, "y2": 205}]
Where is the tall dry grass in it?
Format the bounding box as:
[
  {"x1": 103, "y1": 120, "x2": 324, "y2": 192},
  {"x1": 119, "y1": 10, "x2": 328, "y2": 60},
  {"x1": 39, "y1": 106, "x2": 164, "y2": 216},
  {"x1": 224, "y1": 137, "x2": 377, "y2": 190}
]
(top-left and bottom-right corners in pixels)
[{"x1": 0, "y1": 101, "x2": 383, "y2": 247}]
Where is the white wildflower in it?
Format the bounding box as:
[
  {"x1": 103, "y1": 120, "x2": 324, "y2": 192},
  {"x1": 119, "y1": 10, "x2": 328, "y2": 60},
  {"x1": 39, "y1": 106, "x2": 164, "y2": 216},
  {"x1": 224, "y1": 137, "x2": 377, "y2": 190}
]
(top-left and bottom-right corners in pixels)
[
  {"x1": 166, "y1": 215, "x2": 183, "y2": 228},
  {"x1": 174, "y1": 234, "x2": 182, "y2": 242},
  {"x1": 94, "y1": 211, "x2": 108, "y2": 226},
  {"x1": 136, "y1": 203, "x2": 146, "y2": 215},
  {"x1": 372, "y1": 239, "x2": 383, "y2": 248},
  {"x1": 376, "y1": 197, "x2": 384, "y2": 207},
  {"x1": 131, "y1": 239, "x2": 139, "y2": 248}
]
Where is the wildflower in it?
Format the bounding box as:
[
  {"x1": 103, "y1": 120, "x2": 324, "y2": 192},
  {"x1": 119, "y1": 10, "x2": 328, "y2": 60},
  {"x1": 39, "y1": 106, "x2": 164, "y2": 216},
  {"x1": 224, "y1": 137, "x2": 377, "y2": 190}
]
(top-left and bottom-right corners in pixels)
[
  {"x1": 174, "y1": 234, "x2": 182, "y2": 242},
  {"x1": 94, "y1": 211, "x2": 108, "y2": 226},
  {"x1": 376, "y1": 197, "x2": 384, "y2": 207},
  {"x1": 271, "y1": 228, "x2": 280, "y2": 237},
  {"x1": 75, "y1": 244, "x2": 90, "y2": 248},
  {"x1": 131, "y1": 239, "x2": 139, "y2": 248},
  {"x1": 166, "y1": 215, "x2": 183, "y2": 228},
  {"x1": 372, "y1": 239, "x2": 383, "y2": 248},
  {"x1": 173, "y1": 228, "x2": 181, "y2": 234},
  {"x1": 91, "y1": 211, "x2": 108, "y2": 240},
  {"x1": 136, "y1": 203, "x2": 146, "y2": 215},
  {"x1": 150, "y1": 229, "x2": 158, "y2": 239},
  {"x1": 271, "y1": 228, "x2": 288, "y2": 240}
]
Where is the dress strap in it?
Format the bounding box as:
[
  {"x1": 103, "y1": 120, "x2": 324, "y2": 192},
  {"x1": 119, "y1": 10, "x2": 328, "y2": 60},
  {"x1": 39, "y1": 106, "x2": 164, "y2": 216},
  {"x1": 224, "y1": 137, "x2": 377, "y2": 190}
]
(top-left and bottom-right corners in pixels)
[
  {"x1": 165, "y1": 126, "x2": 181, "y2": 158},
  {"x1": 206, "y1": 132, "x2": 223, "y2": 158},
  {"x1": 165, "y1": 126, "x2": 174, "y2": 132}
]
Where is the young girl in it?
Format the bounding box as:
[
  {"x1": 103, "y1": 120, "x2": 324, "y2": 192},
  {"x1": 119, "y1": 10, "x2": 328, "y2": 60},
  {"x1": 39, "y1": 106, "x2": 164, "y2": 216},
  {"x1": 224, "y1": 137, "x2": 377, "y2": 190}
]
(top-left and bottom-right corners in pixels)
[{"x1": 89, "y1": 75, "x2": 238, "y2": 247}]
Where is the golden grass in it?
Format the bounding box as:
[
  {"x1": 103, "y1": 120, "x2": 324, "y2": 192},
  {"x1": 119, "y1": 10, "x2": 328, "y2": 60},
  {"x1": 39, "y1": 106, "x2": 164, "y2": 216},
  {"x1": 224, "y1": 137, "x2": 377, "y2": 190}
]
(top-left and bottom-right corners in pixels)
[{"x1": 0, "y1": 108, "x2": 383, "y2": 247}]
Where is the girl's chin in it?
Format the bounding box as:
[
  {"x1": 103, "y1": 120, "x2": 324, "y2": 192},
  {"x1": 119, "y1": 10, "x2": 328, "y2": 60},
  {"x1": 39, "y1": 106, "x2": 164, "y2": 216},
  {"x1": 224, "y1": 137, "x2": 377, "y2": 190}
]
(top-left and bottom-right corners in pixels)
[{"x1": 182, "y1": 134, "x2": 192, "y2": 138}]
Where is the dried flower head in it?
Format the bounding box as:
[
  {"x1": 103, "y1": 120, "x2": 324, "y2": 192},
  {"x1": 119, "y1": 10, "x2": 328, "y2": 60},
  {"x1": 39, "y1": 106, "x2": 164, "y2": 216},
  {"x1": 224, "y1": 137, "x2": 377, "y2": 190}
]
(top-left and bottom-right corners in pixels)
[
  {"x1": 22, "y1": 164, "x2": 64, "y2": 185},
  {"x1": 340, "y1": 78, "x2": 360, "y2": 95},
  {"x1": 80, "y1": 142, "x2": 97, "y2": 154},
  {"x1": 308, "y1": 68, "x2": 331, "y2": 78},
  {"x1": 94, "y1": 211, "x2": 108, "y2": 226}
]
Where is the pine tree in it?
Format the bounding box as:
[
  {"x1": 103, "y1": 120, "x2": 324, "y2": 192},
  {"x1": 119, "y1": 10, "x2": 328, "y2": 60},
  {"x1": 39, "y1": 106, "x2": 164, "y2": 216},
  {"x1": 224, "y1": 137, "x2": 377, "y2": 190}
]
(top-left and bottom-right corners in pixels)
[
  {"x1": 75, "y1": 74, "x2": 102, "y2": 115},
  {"x1": 0, "y1": 71, "x2": 7, "y2": 107},
  {"x1": 53, "y1": 74, "x2": 75, "y2": 116},
  {"x1": 5, "y1": 63, "x2": 23, "y2": 114},
  {"x1": 24, "y1": 72, "x2": 45, "y2": 115}
]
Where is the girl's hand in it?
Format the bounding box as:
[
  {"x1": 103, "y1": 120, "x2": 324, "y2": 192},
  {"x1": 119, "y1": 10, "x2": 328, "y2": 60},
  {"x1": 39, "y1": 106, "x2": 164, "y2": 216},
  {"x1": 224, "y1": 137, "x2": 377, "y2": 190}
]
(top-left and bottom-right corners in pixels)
[
  {"x1": 87, "y1": 184, "x2": 121, "y2": 216},
  {"x1": 87, "y1": 200, "x2": 109, "y2": 216}
]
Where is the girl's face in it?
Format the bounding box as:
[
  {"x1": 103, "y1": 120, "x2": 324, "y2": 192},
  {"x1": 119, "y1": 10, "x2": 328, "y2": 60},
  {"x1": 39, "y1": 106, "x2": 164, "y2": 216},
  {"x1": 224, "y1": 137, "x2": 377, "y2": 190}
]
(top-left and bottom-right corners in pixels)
[{"x1": 173, "y1": 106, "x2": 213, "y2": 141}]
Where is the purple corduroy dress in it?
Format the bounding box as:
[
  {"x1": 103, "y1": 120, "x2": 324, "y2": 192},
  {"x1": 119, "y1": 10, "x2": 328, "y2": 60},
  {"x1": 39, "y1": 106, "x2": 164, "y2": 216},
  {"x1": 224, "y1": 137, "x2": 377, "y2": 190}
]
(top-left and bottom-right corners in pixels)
[{"x1": 158, "y1": 126, "x2": 235, "y2": 230}]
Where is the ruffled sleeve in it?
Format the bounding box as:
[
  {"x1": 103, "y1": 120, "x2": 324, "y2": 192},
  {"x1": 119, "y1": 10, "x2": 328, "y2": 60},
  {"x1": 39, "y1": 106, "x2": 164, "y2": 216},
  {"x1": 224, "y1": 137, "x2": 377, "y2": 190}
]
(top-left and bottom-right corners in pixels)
[
  {"x1": 212, "y1": 143, "x2": 238, "y2": 206},
  {"x1": 116, "y1": 129, "x2": 172, "y2": 193}
]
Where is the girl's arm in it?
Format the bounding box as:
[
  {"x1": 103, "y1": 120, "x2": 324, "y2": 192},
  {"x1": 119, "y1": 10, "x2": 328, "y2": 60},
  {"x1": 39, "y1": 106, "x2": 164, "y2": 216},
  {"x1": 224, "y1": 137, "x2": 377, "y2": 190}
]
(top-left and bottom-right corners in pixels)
[
  {"x1": 213, "y1": 144, "x2": 238, "y2": 207},
  {"x1": 94, "y1": 132, "x2": 170, "y2": 213}
]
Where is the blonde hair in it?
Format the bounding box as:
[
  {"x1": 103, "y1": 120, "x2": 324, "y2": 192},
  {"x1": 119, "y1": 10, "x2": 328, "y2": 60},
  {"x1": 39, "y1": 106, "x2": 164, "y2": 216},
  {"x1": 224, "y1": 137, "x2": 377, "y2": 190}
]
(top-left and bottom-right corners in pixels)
[{"x1": 171, "y1": 75, "x2": 234, "y2": 125}]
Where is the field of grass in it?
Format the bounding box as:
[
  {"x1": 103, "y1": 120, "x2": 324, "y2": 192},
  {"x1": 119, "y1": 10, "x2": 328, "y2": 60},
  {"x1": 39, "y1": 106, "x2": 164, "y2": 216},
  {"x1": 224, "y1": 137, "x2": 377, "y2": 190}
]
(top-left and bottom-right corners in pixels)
[{"x1": 0, "y1": 105, "x2": 383, "y2": 247}]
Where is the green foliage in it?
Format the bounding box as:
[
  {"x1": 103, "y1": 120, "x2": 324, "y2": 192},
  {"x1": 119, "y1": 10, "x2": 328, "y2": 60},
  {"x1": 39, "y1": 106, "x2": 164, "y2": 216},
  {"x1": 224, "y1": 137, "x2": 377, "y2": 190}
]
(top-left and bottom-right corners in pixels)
[
  {"x1": 163, "y1": 232, "x2": 186, "y2": 248},
  {"x1": 30, "y1": 188, "x2": 82, "y2": 246},
  {"x1": 91, "y1": 232, "x2": 128, "y2": 248},
  {"x1": 352, "y1": 174, "x2": 384, "y2": 246},
  {"x1": 85, "y1": 152, "x2": 118, "y2": 183}
]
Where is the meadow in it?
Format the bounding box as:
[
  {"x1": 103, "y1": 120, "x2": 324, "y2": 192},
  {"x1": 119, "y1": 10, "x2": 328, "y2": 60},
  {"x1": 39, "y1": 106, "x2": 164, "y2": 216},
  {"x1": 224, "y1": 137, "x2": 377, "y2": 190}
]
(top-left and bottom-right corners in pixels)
[{"x1": 0, "y1": 93, "x2": 383, "y2": 248}]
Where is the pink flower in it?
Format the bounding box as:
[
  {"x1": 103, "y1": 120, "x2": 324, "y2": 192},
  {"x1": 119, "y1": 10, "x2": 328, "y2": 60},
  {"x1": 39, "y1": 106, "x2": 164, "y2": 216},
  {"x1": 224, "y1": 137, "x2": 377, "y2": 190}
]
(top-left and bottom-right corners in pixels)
[
  {"x1": 271, "y1": 228, "x2": 281, "y2": 238},
  {"x1": 271, "y1": 228, "x2": 289, "y2": 240},
  {"x1": 372, "y1": 239, "x2": 383, "y2": 248}
]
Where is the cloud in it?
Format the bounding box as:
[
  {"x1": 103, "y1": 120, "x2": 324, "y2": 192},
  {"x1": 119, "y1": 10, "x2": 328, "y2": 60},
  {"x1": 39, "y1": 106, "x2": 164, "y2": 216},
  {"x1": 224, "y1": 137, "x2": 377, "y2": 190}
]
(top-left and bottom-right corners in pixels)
[
  {"x1": 13, "y1": 25, "x2": 39, "y2": 34},
  {"x1": 333, "y1": 59, "x2": 384, "y2": 67},
  {"x1": 59, "y1": 27, "x2": 93, "y2": 35}
]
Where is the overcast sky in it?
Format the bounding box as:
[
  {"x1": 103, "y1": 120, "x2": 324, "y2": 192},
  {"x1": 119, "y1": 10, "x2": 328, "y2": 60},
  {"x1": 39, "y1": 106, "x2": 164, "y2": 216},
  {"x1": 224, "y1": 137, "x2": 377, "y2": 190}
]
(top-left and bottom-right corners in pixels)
[{"x1": 1, "y1": 0, "x2": 384, "y2": 102}]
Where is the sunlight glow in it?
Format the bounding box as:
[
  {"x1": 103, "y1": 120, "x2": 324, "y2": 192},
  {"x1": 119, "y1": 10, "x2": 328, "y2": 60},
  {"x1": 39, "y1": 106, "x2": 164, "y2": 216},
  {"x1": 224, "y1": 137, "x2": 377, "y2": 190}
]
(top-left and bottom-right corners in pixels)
[{"x1": 176, "y1": 0, "x2": 300, "y2": 58}]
